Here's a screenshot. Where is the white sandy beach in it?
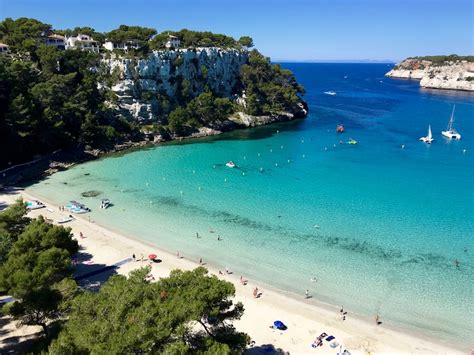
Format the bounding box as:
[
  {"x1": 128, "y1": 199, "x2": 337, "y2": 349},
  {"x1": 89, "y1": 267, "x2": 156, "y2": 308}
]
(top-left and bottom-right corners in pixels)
[{"x1": 0, "y1": 189, "x2": 464, "y2": 354}]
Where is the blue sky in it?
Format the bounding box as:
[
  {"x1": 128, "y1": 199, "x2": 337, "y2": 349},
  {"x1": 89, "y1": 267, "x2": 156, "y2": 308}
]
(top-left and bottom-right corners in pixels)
[{"x1": 1, "y1": 0, "x2": 472, "y2": 61}]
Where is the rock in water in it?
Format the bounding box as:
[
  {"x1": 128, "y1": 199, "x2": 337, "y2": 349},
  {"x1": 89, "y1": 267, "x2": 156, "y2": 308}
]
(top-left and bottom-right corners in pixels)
[{"x1": 81, "y1": 190, "x2": 102, "y2": 197}]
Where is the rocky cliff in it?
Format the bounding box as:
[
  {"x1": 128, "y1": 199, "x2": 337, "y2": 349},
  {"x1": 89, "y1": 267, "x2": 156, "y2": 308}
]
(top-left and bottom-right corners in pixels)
[
  {"x1": 386, "y1": 58, "x2": 474, "y2": 91},
  {"x1": 103, "y1": 47, "x2": 248, "y2": 121}
]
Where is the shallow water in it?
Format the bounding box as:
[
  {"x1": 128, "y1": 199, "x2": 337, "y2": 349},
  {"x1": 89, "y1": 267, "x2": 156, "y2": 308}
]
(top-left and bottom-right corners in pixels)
[{"x1": 29, "y1": 63, "x2": 474, "y2": 347}]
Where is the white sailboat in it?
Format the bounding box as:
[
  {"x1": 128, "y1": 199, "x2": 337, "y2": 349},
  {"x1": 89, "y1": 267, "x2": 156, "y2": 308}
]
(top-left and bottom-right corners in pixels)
[
  {"x1": 419, "y1": 125, "x2": 433, "y2": 144},
  {"x1": 441, "y1": 105, "x2": 461, "y2": 140}
]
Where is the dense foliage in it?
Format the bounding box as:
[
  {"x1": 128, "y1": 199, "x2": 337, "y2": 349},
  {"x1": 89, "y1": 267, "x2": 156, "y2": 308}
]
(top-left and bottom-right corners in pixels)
[
  {"x1": 0, "y1": 17, "x2": 51, "y2": 54},
  {"x1": 167, "y1": 92, "x2": 235, "y2": 135},
  {"x1": 150, "y1": 29, "x2": 252, "y2": 50},
  {"x1": 0, "y1": 199, "x2": 29, "y2": 264},
  {"x1": 0, "y1": 45, "x2": 136, "y2": 168},
  {"x1": 49, "y1": 266, "x2": 248, "y2": 353},
  {"x1": 0, "y1": 206, "x2": 78, "y2": 337},
  {"x1": 240, "y1": 50, "x2": 305, "y2": 115},
  {"x1": 106, "y1": 24, "x2": 156, "y2": 44}
]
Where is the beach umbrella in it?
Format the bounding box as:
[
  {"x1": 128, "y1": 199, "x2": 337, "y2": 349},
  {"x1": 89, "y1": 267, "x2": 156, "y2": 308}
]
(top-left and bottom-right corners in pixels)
[
  {"x1": 148, "y1": 254, "x2": 157, "y2": 260},
  {"x1": 273, "y1": 320, "x2": 287, "y2": 330}
]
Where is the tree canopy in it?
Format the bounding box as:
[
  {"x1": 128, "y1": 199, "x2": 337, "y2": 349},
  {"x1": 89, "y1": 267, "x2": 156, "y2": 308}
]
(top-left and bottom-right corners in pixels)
[
  {"x1": 0, "y1": 45, "x2": 136, "y2": 168},
  {"x1": 240, "y1": 50, "x2": 305, "y2": 115},
  {"x1": 0, "y1": 17, "x2": 52, "y2": 53},
  {"x1": 150, "y1": 29, "x2": 251, "y2": 50},
  {"x1": 0, "y1": 215, "x2": 78, "y2": 337},
  {"x1": 106, "y1": 24, "x2": 157, "y2": 44},
  {"x1": 49, "y1": 266, "x2": 248, "y2": 354},
  {"x1": 0, "y1": 199, "x2": 29, "y2": 265}
]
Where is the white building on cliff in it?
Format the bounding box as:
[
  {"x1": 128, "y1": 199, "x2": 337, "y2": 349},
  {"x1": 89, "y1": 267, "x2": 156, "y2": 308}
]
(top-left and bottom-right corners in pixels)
[
  {"x1": 44, "y1": 34, "x2": 66, "y2": 49},
  {"x1": 103, "y1": 40, "x2": 140, "y2": 52},
  {"x1": 65, "y1": 34, "x2": 100, "y2": 53},
  {"x1": 165, "y1": 35, "x2": 180, "y2": 49}
]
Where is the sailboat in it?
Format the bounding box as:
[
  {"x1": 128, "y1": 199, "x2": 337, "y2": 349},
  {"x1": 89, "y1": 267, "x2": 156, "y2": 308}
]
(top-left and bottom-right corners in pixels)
[
  {"x1": 441, "y1": 105, "x2": 461, "y2": 140},
  {"x1": 419, "y1": 125, "x2": 433, "y2": 144}
]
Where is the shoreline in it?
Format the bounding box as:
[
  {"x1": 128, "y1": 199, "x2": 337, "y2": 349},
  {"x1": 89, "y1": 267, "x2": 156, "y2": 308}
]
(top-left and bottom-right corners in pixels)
[
  {"x1": 0, "y1": 188, "x2": 464, "y2": 354},
  {"x1": 386, "y1": 74, "x2": 474, "y2": 93},
  {"x1": 0, "y1": 109, "x2": 307, "y2": 188}
]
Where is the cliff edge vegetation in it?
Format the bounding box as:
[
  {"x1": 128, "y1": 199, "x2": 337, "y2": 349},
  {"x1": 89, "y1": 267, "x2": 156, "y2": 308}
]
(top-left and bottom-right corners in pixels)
[
  {"x1": 386, "y1": 55, "x2": 474, "y2": 91},
  {"x1": 0, "y1": 18, "x2": 306, "y2": 170}
]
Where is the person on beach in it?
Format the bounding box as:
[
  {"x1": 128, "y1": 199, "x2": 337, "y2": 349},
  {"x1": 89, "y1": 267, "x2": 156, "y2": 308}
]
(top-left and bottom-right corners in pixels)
[
  {"x1": 196, "y1": 232, "x2": 200, "y2": 239},
  {"x1": 454, "y1": 259, "x2": 460, "y2": 268},
  {"x1": 199, "y1": 257, "x2": 203, "y2": 265},
  {"x1": 253, "y1": 287, "x2": 258, "y2": 298},
  {"x1": 79, "y1": 232, "x2": 85, "y2": 239},
  {"x1": 305, "y1": 289, "x2": 310, "y2": 299},
  {"x1": 217, "y1": 235, "x2": 222, "y2": 241},
  {"x1": 176, "y1": 251, "x2": 180, "y2": 258},
  {"x1": 132, "y1": 253, "x2": 136, "y2": 262},
  {"x1": 375, "y1": 314, "x2": 381, "y2": 325},
  {"x1": 219, "y1": 270, "x2": 223, "y2": 275}
]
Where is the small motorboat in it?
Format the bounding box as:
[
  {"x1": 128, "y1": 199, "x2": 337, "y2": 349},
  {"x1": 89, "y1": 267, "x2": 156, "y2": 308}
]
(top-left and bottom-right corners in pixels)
[
  {"x1": 347, "y1": 138, "x2": 358, "y2": 145},
  {"x1": 26, "y1": 200, "x2": 45, "y2": 210},
  {"x1": 100, "y1": 198, "x2": 111, "y2": 209},
  {"x1": 324, "y1": 91, "x2": 336, "y2": 96},
  {"x1": 419, "y1": 125, "x2": 433, "y2": 144},
  {"x1": 336, "y1": 124, "x2": 344, "y2": 133},
  {"x1": 226, "y1": 161, "x2": 236, "y2": 168},
  {"x1": 58, "y1": 215, "x2": 75, "y2": 224},
  {"x1": 441, "y1": 105, "x2": 461, "y2": 140},
  {"x1": 65, "y1": 201, "x2": 90, "y2": 214}
]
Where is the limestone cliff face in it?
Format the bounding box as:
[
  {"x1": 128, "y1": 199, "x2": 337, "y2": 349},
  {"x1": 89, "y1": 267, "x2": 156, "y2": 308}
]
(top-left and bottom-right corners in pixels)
[
  {"x1": 103, "y1": 48, "x2": 249, "y2": 121},
  {"x1": 386, "y1": 58, "x2": 474, "y2": 91}
]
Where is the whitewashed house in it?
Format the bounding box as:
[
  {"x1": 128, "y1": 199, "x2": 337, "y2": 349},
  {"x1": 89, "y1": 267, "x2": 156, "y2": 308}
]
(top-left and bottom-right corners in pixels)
[
  {"x1": 103, "y1": 40, "x2": 140, "y2": 52},
  {"x1": 44, "y1": 34, "x2": 66, "y2": 49},
  {"x1": 165, "y1": 35, "x2": 180, "y2": 49},
  {"x1": 65, "y1": 34, "x2": 100, "y2": 53},
  {"x1": 0, "y1": 43, "x2": 10, "y2": 54}
]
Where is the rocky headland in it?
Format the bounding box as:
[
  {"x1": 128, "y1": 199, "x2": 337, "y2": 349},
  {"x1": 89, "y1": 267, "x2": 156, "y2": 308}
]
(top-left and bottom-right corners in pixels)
[
  {"x1": 386, "y1": 55, "x2": 474, "y2": 91},
  {"x1": 102, "y1": 47, "x2": 307, "y2": 140}
]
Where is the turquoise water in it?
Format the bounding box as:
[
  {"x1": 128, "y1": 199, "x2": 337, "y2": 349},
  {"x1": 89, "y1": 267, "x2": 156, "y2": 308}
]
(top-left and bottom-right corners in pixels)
[{"x1": 29, "y1": 64, "x2": 474, "y2": 348}]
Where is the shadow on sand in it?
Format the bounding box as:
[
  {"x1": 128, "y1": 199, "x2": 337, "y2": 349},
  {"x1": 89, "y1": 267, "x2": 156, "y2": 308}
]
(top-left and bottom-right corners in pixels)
[
  {"x1": 73, "y1": 247, "x2": 123, "y2": 291},
  {"x1": 244, "y1": 343, "x2": 288, "y2": 354}
]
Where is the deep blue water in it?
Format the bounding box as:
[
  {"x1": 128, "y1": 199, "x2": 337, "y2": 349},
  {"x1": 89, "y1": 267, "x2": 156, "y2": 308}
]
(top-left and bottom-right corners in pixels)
[{"x1": 29, "y1": 63, "x2": 474, "y2": 348}]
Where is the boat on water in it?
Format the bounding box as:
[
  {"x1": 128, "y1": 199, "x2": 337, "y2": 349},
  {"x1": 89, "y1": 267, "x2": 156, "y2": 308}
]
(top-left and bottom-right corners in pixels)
[
  {"x1": 26, "y1": 200, "x2": 45, "y2": 210},
  {"x1": 441, "y1": 105, "x2": 461, "y2": 140},
  {"x1": 65, "y1": 201, "x2": 90, "y2": 214},
  {"x1": 347, "y1": 138, "x2": 357, "y2": 145},
  {"x1": 226, "y1": 161, "x2": 236, "y2": 168},
  {"x1": 100, "y1": 198, "x2": 111, "y2": 209},
  {"x1": 324, "y1": 91, "x2": 336, "y2": 96},
  {"x1": 419, "y1": 125, "x2": 434, "y2": 144},
  {"x1": 336, "y1": 124, "x2": 344, "y2": 133}
]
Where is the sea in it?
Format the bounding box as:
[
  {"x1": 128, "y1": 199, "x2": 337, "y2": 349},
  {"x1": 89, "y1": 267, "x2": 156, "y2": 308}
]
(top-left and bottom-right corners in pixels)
[{"x1": 28, "y1": 63, "x2": 474, "y2": 348}]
